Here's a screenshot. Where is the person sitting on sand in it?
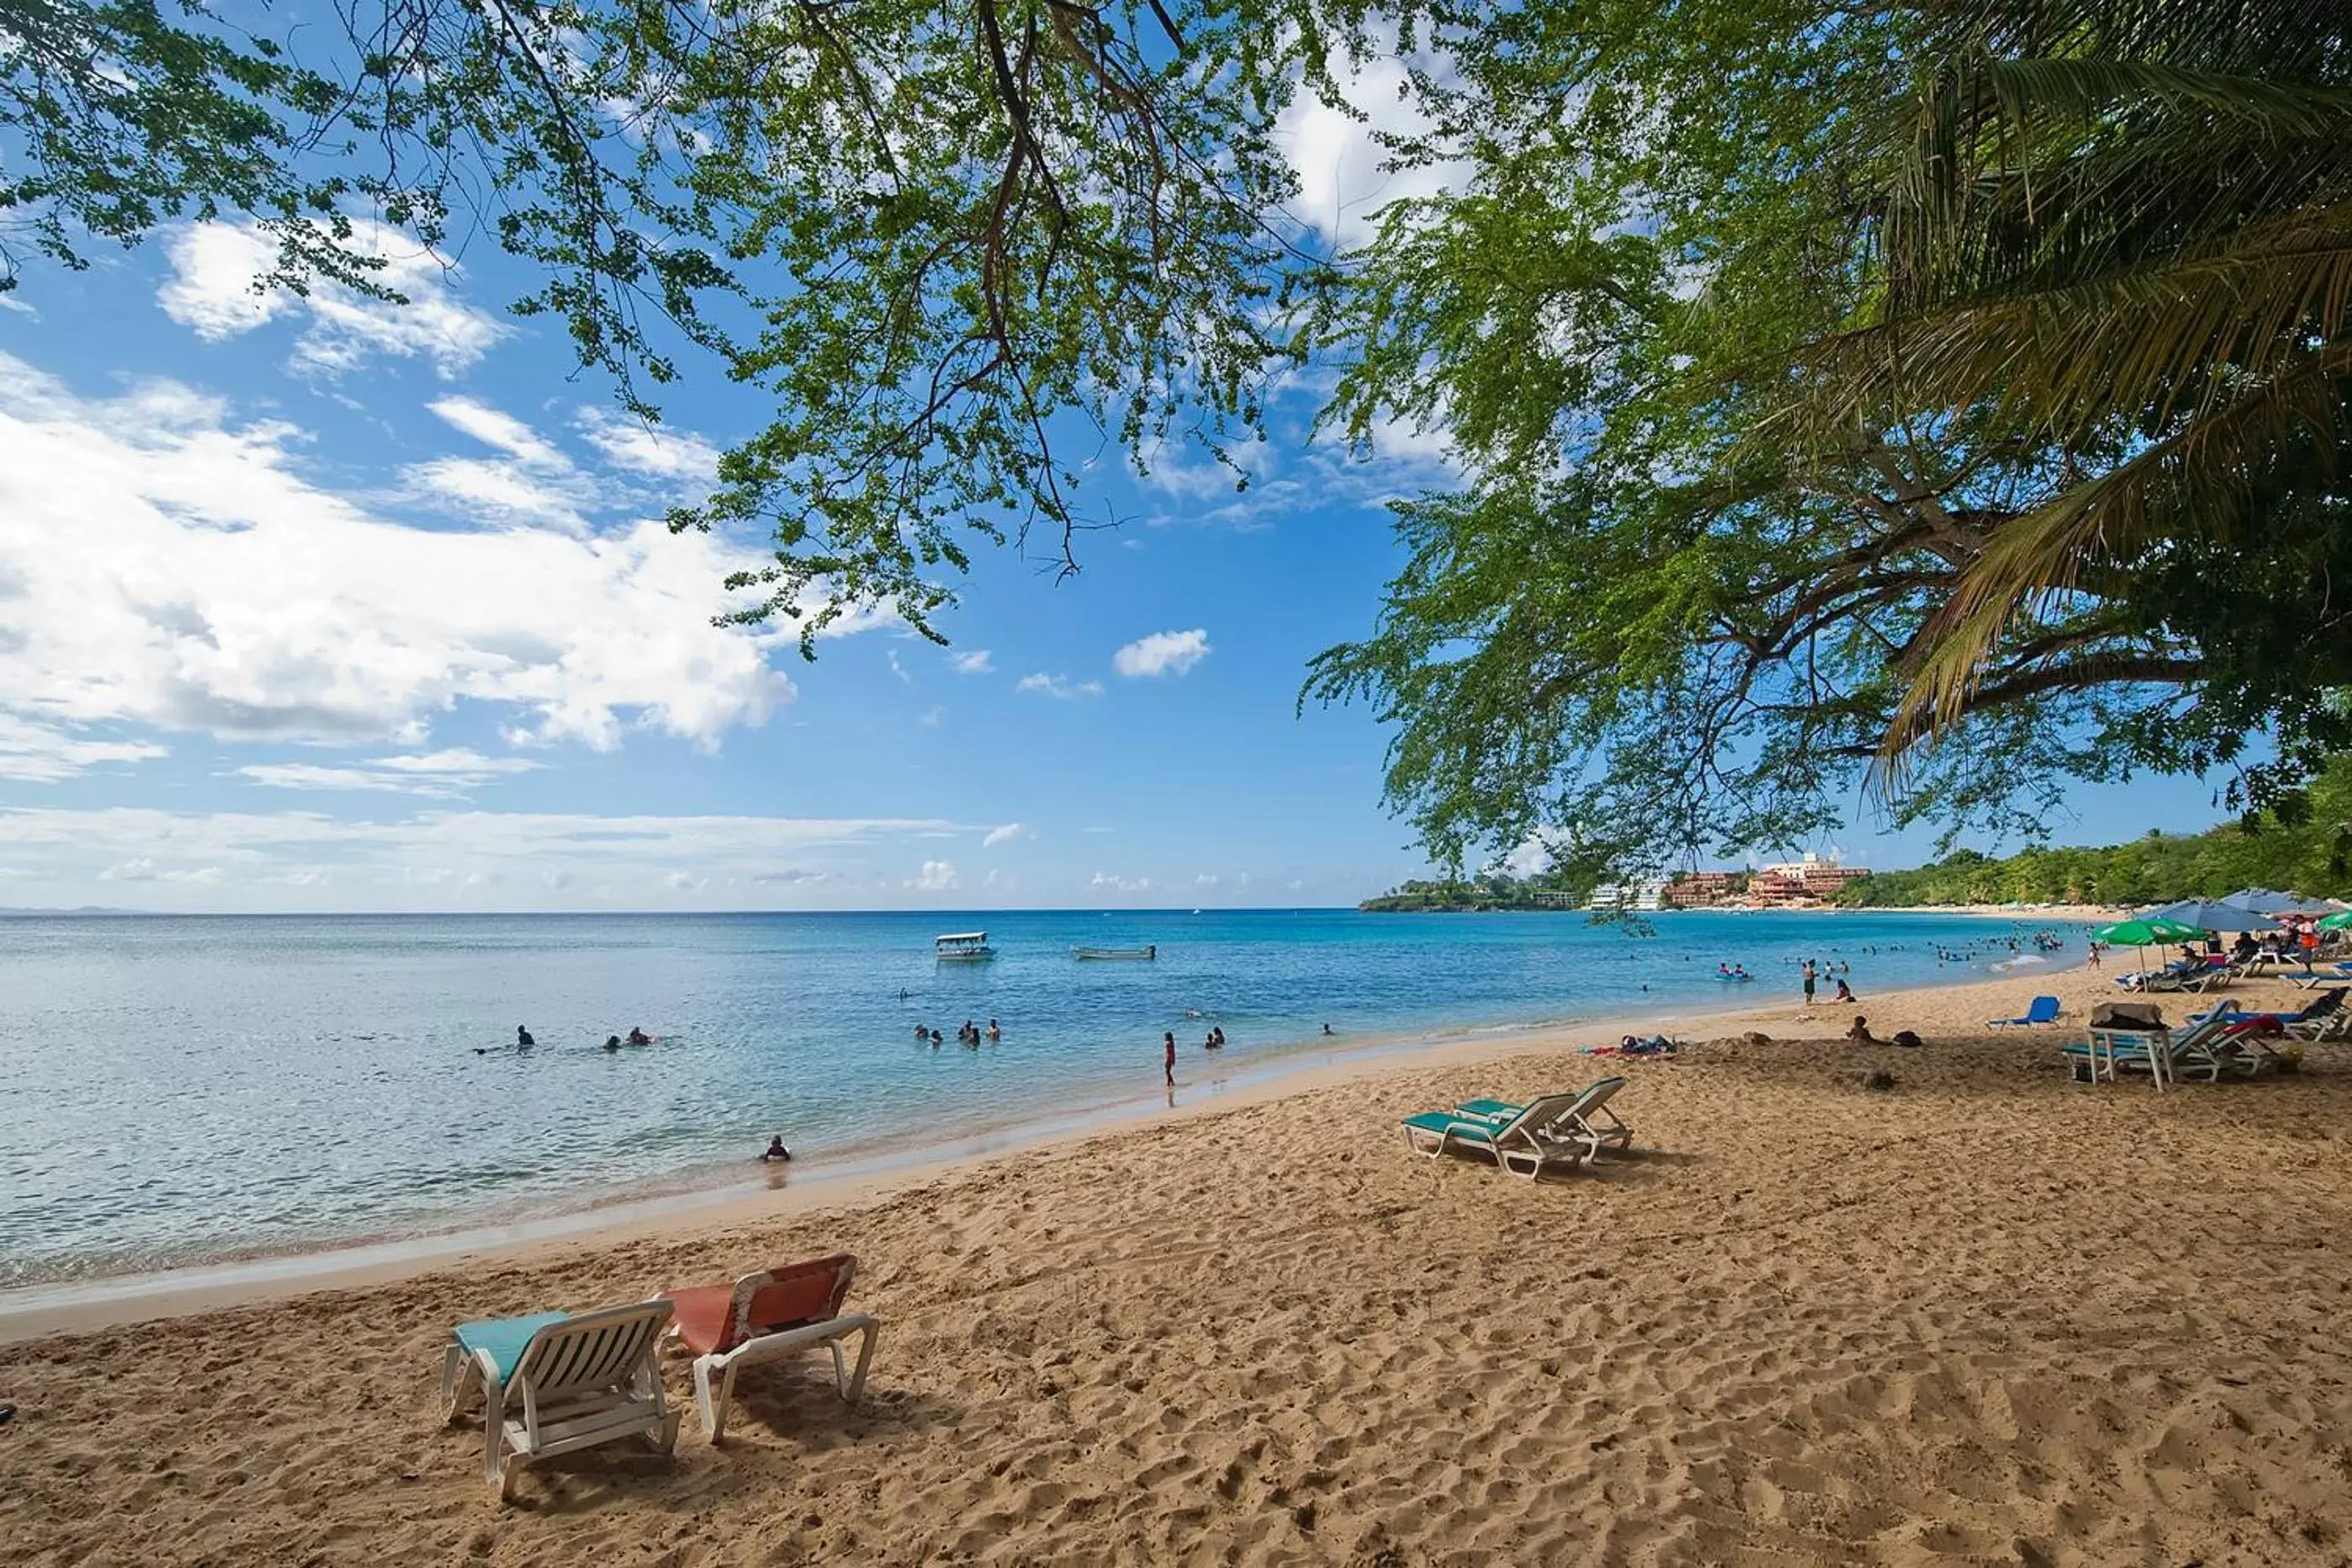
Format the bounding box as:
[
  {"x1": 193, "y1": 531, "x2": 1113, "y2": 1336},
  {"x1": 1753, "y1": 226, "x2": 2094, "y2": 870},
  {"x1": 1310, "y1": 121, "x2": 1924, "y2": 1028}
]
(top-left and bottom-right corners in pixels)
[
  {"x1": 759, "y1": 1135, "x2": 791, "y2": 1162},
  {"x1": 986, "y1": 1018, "x2": 1000, "y2": 1041},
  {"x1": 1834, "y1": 978, "x2": 1856, "y2": 1003},
  {"x1": 1846, "y1": 1015, "x2": 1889, "y2": 1046},
  {"x1": 627, "y1": 1026, "x2": 652, "y2": 1046},
  {"x1": 516, "y1": 1025, "x2": 534, "y2": 1049}
]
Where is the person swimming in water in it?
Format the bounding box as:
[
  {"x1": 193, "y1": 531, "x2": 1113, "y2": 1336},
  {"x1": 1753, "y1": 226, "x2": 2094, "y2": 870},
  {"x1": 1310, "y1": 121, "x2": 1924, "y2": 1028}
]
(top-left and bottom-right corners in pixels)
[
  {"x1": 603, "y1": 1034, "x2": 621, "y2": 1051},
  {"x1": 626, "y1": 1026, "x2": 652, "y2": 1046},
  {"x1": 516, "y1": 1025, "x2": 534, "y2": 1049},
  {"x1": 759, "y1": 1135, "x2": 791, "y2": 1162},
  {"x1": 986, "y1": 1018, "x2": 1000, "y2": 1041}
]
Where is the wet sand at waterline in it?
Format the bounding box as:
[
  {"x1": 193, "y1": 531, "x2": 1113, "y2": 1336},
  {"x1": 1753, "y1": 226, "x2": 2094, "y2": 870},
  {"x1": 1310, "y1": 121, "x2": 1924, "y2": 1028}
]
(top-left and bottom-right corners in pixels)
[{"x1": 8, "y1": 960, "x2": 2352, "y2": 1565}]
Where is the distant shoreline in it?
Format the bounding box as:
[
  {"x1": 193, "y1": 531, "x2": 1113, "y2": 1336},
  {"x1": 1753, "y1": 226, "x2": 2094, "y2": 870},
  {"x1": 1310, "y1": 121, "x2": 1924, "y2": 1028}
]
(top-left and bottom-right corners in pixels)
[{"x1": 1358, "y1": 901, "x2": 2126, "y2": 920}]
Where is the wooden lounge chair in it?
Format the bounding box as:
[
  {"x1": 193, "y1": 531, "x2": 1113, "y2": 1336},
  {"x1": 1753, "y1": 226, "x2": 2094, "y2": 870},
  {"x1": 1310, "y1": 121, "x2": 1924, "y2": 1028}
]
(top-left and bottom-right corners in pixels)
[
  {"x1": 1990, "y1": 995, "x2": 2062, "y2": 1027},
  {"x1": 657, "y1": 1253, "x2": 879, "y2": 1442},
  {"x1": 440, "y1": 1300, "x2": 679, "y2": 1501}
]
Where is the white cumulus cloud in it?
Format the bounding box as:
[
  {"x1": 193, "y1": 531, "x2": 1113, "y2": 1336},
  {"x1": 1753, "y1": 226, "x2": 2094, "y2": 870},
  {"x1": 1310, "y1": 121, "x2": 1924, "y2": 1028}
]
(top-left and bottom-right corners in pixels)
[
  {"x1": 0, "y1": 806, "x2": 958, "y2": 911},
  {"x1": 1016, "y1": 673, "x2": 1103, "y2": 700},
  {"x1": 981, "y1": 822, "x2": 1027, "y2": 849},
  {"x1": 0, "y1": 354, "x2": 801, "y2": 762},
  {"x1": 157, "y1": 220, "x2": 508, "y2": 378},
  {"x1": 907, "y1": 859, "x2": 960, "y2": 891},
  {"x1": 575, "y1": 406, "x2": 722, "y2": 485},
  {"x1": 427, "y1": 397, "x2": 572, "y2": 470},
  {"x1": 234, "y1": 748, "x2": 543, "y2": 798},
  {"x1": 1113, "y1": 628, "x2": 1212, "y2": 679}
]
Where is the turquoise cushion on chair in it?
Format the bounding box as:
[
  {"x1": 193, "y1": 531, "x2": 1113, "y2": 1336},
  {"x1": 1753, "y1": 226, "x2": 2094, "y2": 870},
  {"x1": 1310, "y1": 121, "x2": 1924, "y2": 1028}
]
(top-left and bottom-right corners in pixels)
[
  {"x1": 454, "y1": 1310, "x2": 570, "y2": 1382},
  {"x1": 1401, "y1": 1111, "x2": 1498, "y2": 1143}
]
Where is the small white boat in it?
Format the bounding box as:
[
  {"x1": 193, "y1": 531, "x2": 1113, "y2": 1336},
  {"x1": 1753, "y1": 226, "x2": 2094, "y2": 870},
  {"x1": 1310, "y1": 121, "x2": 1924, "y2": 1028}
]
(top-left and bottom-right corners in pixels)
[
  {"x1": 1074, "y1": 945, "x2": 1156, "y2": 961},
  {"x1": 935, "y1": 931, "x2": 995, "y2": 962}
]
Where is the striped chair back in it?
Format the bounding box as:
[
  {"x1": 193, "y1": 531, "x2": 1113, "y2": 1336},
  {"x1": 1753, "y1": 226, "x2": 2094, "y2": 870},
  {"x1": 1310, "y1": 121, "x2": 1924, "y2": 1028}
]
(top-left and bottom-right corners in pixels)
[{"x1": 512, "y1": 1301, "x2": 672, "y2": 1395}]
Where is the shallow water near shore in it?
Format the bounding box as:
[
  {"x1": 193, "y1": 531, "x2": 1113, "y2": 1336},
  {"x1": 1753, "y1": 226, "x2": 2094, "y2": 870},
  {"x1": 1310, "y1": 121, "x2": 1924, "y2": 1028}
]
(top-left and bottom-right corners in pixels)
[{"x1": 0, "y1": 906, "x2": 2082, "y2": 1286}]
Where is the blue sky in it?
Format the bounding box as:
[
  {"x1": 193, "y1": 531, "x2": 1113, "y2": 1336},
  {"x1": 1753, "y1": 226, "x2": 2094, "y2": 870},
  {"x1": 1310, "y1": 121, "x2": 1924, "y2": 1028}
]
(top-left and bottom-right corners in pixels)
[{"x1": 0, "y1": 92, "x2": 2239, "y2": 912}]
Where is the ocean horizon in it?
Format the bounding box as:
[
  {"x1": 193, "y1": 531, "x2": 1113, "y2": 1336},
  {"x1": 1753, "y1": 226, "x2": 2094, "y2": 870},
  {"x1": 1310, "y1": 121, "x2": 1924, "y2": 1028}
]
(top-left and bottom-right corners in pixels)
[{"x1": 0, "y1": 907, "x2": 2084, "y2": 1291}]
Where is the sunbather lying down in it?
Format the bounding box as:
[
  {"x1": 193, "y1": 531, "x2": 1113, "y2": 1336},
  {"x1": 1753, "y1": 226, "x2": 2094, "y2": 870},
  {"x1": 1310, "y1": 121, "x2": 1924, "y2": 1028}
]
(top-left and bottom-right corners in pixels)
[
  {"x1": 1846, "y1": 1015, "x2": 1923, "y2": 1048},
  {"x1": 1583, "y1": 1034, "x2": 1677, "y2": 1057}
]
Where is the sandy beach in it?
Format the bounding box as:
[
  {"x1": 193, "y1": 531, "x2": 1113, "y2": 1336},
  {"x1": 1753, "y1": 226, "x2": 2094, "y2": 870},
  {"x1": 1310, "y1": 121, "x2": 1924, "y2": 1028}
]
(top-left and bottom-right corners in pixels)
[{"x1": 8, "y1": 956, "x2": 2352, "y2": 1565}]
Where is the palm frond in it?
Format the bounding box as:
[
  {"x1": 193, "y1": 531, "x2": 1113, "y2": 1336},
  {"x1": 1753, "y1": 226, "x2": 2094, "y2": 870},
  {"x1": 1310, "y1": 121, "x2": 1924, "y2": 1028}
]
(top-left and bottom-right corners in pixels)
[{"x1": 1877, "y1": 337, "x2": 2352, "y2": 774}]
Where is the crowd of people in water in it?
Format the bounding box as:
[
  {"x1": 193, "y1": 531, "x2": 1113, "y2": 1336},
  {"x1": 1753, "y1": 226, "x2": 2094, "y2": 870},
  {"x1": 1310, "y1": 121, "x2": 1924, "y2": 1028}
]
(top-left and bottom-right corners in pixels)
[{"x1": 913, "y1": 1017, "x2": 1004, "y2": 1047}]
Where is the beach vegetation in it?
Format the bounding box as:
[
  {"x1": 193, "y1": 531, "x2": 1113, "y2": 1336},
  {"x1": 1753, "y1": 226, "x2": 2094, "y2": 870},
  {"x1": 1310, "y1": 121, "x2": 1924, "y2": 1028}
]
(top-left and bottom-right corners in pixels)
[
  {"x1": 8, "y1": 0, "x2": 2349, "y2": 869},
  {"x1": 1840, "y1": 756, "x2": 2352, "y2": 906}
]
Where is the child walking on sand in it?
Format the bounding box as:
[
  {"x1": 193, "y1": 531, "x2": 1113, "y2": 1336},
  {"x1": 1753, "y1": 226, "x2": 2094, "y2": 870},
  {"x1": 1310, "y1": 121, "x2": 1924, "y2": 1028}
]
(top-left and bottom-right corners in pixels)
[{"x1": 1163, "y1": 1031, "x2": 1177, "y2": 1085}]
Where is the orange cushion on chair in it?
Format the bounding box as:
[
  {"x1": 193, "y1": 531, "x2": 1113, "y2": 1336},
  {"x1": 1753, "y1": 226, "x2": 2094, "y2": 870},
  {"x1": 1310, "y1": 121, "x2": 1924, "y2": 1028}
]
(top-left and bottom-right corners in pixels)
[
  {"x1": 664, "y1": 1254, "x2": 858, "y2": 1357},
  {"x1": 664, "y1": 1286, "x2": 741, "y2": 1356}
]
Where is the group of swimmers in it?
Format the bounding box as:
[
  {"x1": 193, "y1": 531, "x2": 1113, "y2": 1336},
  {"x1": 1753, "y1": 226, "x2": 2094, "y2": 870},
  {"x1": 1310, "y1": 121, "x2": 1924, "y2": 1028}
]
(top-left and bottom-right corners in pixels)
[
  {"x1": 916, "y1": 1018, "x2": 1001, "y2": 1047},
  {"x1": 480, "y1": 1024, "x2": 653, "y2": 1056}
]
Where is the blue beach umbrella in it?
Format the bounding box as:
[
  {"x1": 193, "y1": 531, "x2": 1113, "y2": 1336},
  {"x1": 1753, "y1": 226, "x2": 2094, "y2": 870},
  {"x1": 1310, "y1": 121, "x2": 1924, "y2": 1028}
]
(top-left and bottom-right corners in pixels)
[
  {"x1": 2140, "y1": 899, "x2": 2281, "y2": 933},
  {"x1": 2225, "y1": 888, "x2": 2323, "y2": 916}
]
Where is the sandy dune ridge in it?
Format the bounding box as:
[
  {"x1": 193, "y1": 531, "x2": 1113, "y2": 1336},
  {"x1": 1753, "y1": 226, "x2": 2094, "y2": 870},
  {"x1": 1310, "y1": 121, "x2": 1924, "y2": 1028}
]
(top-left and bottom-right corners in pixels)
[{"x1": 7, "y1": 960, "x2": 2352, "y2": 1565}]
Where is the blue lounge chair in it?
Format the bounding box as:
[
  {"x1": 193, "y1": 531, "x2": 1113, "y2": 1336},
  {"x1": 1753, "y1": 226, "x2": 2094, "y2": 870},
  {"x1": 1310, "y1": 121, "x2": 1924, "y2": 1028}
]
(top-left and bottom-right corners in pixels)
[{"x1": 1990, "y1": 995, "x2": 2062, "y2": 1027}]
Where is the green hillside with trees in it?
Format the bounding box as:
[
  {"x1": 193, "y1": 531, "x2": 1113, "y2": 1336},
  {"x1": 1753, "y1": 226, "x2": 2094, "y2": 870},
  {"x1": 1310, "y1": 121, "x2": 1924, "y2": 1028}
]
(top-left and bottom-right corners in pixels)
[{"x1": 1840, "y1": 762, "x2": 2352, "y2": 908}]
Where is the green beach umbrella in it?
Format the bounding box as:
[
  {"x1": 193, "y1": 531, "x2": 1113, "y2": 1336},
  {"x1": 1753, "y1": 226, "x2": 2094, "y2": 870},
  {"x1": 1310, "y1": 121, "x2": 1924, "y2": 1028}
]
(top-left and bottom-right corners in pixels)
[
  {"x1": 2095, "y1": 917, "x2": 2205, "y2": 947},
  {"x1": 2318, "y1": 910, "x2": 2352, "y2": 932},
  {"x1": 2095, "y1": 915, "x2": 2208, "y2": 976}
]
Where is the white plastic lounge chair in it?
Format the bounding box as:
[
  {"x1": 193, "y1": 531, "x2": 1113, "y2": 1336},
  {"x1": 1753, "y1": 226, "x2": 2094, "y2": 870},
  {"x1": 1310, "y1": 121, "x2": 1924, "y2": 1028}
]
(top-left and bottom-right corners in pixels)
[
  {"x1": 657, "y1": 1253, "x2": 878, "y2": 1442},
  {"x1": 441, "y1": 1300, "x2": 679, "y2": 1500},
  {"x1": 2066, "y1": 1010, "x2": 2235, "y2": 1092},
  {"x1": 1403, "y1": 1079, "x2": 1629, "y2": 1178},
  {"x1": 1402, "y1": 1093, "x2": 1588, "y2": 1179},
  {"x1": 1456, "y1": 1077, "x2": 1635, "y2": 1159}
]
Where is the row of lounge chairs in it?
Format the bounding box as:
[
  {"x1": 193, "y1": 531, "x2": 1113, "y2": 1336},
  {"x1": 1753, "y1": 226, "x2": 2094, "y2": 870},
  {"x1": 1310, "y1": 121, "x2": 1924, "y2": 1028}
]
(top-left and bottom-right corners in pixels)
[
  {"x1": 1399, "y1": 1076, "x2": 1633, "y2": 1179},
  {"x1": 2061, "y1": 993, "x2": 2342, "y2": 1090},
  {"x1": 439, "y1": 1252, "x2": 879, "y2": 1501}
]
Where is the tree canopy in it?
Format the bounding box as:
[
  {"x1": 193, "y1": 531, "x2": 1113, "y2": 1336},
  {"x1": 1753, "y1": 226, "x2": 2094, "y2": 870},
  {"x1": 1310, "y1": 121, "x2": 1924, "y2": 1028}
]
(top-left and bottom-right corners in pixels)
[{"x1": 6, "y1": 0, "x2": 2344, "y2": 875}]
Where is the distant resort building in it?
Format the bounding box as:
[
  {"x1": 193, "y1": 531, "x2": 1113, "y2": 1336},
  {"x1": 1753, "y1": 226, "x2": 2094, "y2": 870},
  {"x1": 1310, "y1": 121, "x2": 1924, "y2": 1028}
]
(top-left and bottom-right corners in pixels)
[
  {"x1": 1749, "y1": 853, "x2": 1870, "y2": 907},
  {"x1": 1663, "y1": 870, "x2": 1738, "y2": 908},
  {"x1": 1646, "y1": 857, "x2": 1868, "y2": 910}
]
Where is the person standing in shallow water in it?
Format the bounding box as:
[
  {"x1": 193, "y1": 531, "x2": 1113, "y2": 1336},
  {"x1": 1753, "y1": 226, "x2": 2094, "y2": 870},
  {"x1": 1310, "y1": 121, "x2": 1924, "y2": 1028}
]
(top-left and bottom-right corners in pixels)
[
  {"x1": 1163, "y1": 1031, "x2": 1177, "y2": 1085},
  {"x1": 1800, "y1": 960, "x2": 1816, "y2": 1007}
]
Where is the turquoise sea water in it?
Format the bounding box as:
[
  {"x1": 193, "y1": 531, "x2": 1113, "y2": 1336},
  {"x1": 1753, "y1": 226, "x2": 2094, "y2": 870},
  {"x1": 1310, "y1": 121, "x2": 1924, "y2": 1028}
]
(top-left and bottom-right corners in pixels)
[{"x1": 0, "y1": 908, "x2": 2082, "y2": 1287}]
